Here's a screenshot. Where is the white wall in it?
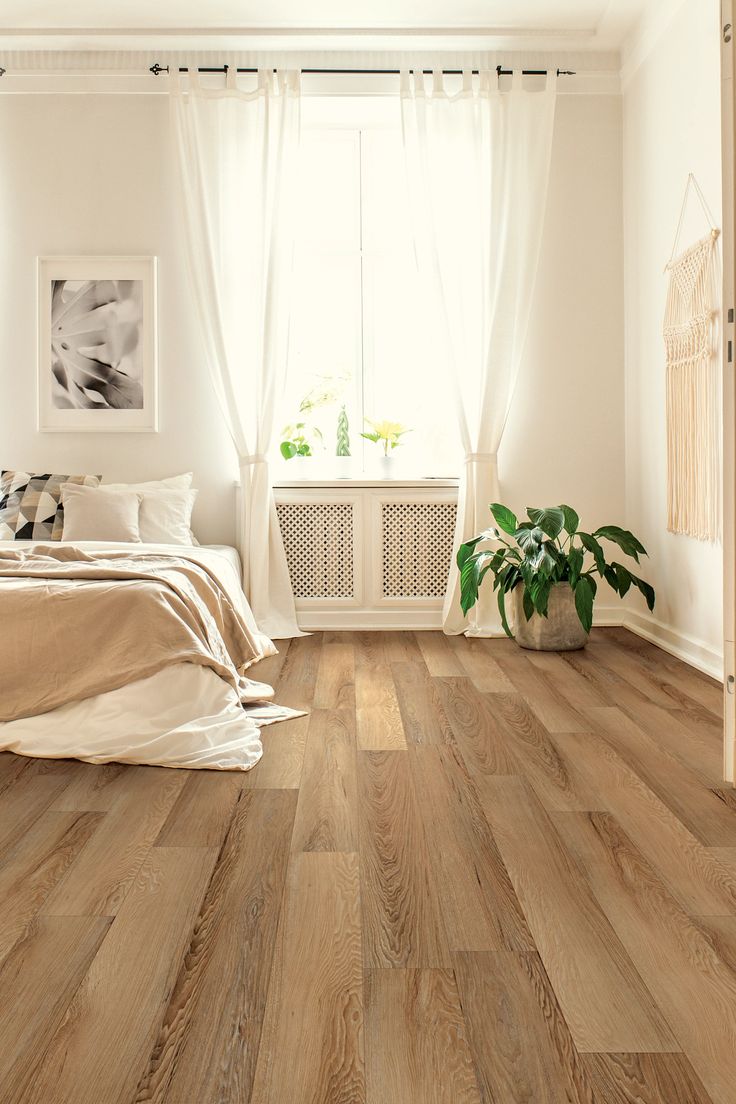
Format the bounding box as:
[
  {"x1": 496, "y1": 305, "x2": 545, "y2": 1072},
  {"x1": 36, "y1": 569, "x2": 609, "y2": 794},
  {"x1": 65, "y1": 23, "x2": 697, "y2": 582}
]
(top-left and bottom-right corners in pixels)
[
  {"x1": 622, "y1": 0, "x2": 723, "y2": 673},
  {"x1": 0, "y1": 95, "x2": 238, "y2": 544},
  {"x1": 0, "y1": 90, "x2": 625, "y2": 553},
  {"x1": 502, "y1": 94, "x2": 625, "y2": 533}
]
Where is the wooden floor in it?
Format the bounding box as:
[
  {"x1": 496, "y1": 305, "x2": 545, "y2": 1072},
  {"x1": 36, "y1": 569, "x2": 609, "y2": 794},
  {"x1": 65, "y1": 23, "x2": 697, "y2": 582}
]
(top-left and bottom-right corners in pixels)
[{"x1": 0, "y1": 628, "x2": 733, "y2": 1103}]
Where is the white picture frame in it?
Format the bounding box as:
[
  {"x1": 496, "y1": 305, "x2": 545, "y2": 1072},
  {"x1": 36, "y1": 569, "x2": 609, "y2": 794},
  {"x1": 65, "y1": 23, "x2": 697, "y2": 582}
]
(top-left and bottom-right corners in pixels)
[{"x1": 38, "y1": 255, "x2": 158, "y2": 433}]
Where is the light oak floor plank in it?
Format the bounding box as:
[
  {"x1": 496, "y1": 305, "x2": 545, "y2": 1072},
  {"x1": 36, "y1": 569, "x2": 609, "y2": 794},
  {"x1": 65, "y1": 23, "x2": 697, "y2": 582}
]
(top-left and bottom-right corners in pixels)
[
  {"x1": 42, "y1": 765, "x2": 186, "y2": 917},
  {"x1": 356, "y1": 664, "x2": 407, "y2": 750},
  {"x1": 313, "y1": 641, "x2": 356, "y2": 710},
  {"x1": 291, "y1": 708, "x2": 358, "y2": 853},
  {"x1": 478, "y1": 776, "x2": 676, "y2": 1053},
  {"x1": 455, "y1": 950, "x2": 597, "y2": 1104},
  {"x1": 136, "y1": 789, "x2": 297, "y2": 1104},
  {"x1": 0, "y1": 915, "x2": 111, "y2": 1104},
  {"x1": 552, "y1": 728, "x2": 736, "y2": 917},
  {"x1": 495, "y1": 651, "x2": 589, "y2": 732},
  {"x1": 433, "y1": 677, "x2": 517, "y2": 775},
  {"x1": 154, "y1": 769, "x2": 244, "y2": 848},
  {"x1": 556, "y1": 811, "x2": 736, "y2": 1104},
  {"x1": 250, "y1": 851, "x2": 365, "y2": 1104},
  {"x1": 415, "y1": 630, "x2": 466, "y2": 676},
  {"x1": 359, "y1": 750, "x2": 450, "y2": 967},
  {"x1": 365, "y1": 969, "x2": 481, "y2": 1104},
  {"x1": 391, "y1": 659, "x2": 455, "y2": 746},
  {"x1": 580, "y1": 1052, "x2": 713, "y2": 1104},
  {"x1": 24, "y1": 846, "x2": 217, "y2": 1104}
]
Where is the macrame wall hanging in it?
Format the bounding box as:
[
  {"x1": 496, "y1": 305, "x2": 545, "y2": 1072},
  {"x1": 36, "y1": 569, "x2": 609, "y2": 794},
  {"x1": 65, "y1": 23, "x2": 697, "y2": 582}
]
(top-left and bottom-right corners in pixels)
[{"x1": 663, "y1": 173, "x2": 721, "y2": 542}]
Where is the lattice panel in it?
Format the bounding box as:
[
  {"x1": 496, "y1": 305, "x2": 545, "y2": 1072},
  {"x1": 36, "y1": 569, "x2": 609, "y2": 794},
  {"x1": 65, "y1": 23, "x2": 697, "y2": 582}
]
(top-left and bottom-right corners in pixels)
[
  {"x1": 382, "y1": 501, "x2": 457, "y2": 599},
  {"x1": 276, "y1": 501, "x2": 355, "y2": 599}
]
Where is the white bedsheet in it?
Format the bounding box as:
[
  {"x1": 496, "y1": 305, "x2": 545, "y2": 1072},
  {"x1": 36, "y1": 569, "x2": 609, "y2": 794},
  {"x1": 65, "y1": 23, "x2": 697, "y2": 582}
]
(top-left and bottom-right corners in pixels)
[{"x1": 0, "y1": 542, "x2": 296, "y2": 770}]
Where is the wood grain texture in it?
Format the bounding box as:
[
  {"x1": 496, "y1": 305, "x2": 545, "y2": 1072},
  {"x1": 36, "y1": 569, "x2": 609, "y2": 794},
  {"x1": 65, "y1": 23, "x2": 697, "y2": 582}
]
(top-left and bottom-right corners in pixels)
[
  {"x1": 313, "y1": 641, "x2": 356, "y2": 709},
  {"x1": 0, "y1": 628, "x2": 730, "y2": 1104},
  {"x1": 0, "y1": 916, "x2": 111, "y2": 1104},
  {"x1": 359, "y1": 750, "x2": 450, "y2": 967},
  {"x1": 495, "y1": 650, "x2": 588, "y2": 732},
  {"x1": 356, "y1": 664, "x2": 407, "y2": 750},
  {"x1": 136, "y1": 789, "x2": 296, "y2": 1104},
  {"x1": 552, "y1": 728, "x2": 736, "y2": 916},
  {"x1": 24, "y1": 846, "x2": 217, "y2": 1104},
  {"x1": 586, "y1": 706, "x2": 736, "y2": 845},
  {"x1": 291, "y1": 708, "x2": 358, "y2": 852},
  {"x1": 0, "y1": 810, "x2": 102, "y2": 964},
  {"x1": 557, "y1": 811, "x2": 736, "y2": 1104},
  {"x1": 365, "y1": 969, "x2": 481, "y2": 1104},
  {"x1": 155, "y1": 769, "x2": 243, "y2": 848},
  {"x1": 42, "y1": 765, "x2": 187, "y2": 917},
  {"x1": 392, "y1": 659, "x2": 455, "y2": 746},
  {"x1": 478, "y1": 777, "x2": 676, "y2": 1053},
  {"x1": 408, "y1": 743, "x2": 533, "y2": 954},
  {"x1": 490, "y1": 691, "x2": 604, "y2": 811},
  {"x1": 581, "y1": 1053, "x2": 713, "y2": 1104},
  {"x1": 250, "y1": 851, "x2": 365, "y2": 1104},
  {"x1": 433, "y1": 677, "x2": 517, "y2": 775},
  {"x1": 455, "y1": 950, "x2": 596, "y2": 1104},
  {"x1": 415, "y1": 631, "x2": 467, "y2": 676}
]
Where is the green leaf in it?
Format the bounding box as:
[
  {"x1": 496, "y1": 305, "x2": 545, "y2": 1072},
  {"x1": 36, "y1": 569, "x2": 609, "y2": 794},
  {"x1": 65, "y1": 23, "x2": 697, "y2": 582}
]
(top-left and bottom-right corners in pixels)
[
  {"x1": 574, "y1": 576, "x2": 595, "y2": 634},
  {"x1": 529, "y1": 576, "x2": 552, "y2": 617},
  {"x1": 522, "y1": 587, "x2": 535, "y2": 621},
  {"x1": 578, "y1": 532, "x2": 606, "y2": 574},
  {"x1": 592, "y1": 525, "x2": 647, "y2": 563},
  {"x1": 490, "y1": 503, "x2": 518, "y2": 536},
  {"x1": 567, "y1": 545, "x2": 584, "y2": 588},
  {"x1": 456, "y1": 537, "x2": 482, "y2": 571},
  {"x1": 613, "y1": 562, "x2": 632, "y2": 598},
  {"x1": 561, "y1": 504, "x2": 580, "y2": 536},
  {"x1": 527, "y1": 507, "x2": 565, "y2": 540},
  {"x1": 516, "y1": 526, "x2": 545, "y2": 555},
  {"x1": 630, "y1": 574, "x2": 656, "y2": 611},
  {"x1": 280, "y1": 441, "x2": 297, "y2": 460},
  {"x1": 497, "y1": 586, "x2": 514, "y2": 638},
  {"x1": 603, "y1": 564, "x2": 619, "y2": 592}
]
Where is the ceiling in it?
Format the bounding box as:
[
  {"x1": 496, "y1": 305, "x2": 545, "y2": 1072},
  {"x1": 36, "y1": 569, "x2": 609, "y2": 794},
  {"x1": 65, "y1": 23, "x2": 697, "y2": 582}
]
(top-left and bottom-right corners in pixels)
[{"x1": 0, "y1": 0, "x2": 654, "y2": 51}]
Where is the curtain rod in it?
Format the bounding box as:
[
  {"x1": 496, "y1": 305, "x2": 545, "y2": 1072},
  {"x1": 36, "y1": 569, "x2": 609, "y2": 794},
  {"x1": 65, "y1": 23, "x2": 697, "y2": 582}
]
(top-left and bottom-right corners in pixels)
[{"x1": 148, "y1": 62, "x2": 575, "y2": 77}]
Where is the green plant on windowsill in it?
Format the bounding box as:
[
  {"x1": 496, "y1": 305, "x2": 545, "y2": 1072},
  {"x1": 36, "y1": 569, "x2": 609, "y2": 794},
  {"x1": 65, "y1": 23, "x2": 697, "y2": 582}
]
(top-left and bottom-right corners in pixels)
[
  {"x1": 279, "y1": 423, "x2": 323, "y2": 460},
  {"x1": 458, "y1": 503, "x2": 655, "y2": 648},
  {"x1": 360, "y1": 419, "x2": 411, "y2": 456}
]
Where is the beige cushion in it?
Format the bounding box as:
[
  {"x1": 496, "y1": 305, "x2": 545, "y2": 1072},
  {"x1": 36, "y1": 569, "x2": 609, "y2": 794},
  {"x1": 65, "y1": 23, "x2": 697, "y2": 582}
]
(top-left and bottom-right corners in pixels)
[{"x1": 60, "y1": 484, "x2": 143, "y2": 543}]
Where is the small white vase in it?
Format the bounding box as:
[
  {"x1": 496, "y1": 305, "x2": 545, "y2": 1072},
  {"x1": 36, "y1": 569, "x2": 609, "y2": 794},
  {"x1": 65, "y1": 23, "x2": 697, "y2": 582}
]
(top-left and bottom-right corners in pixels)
[{"x1": 378, "y1": 454, "x2": 394, "y2": 479}]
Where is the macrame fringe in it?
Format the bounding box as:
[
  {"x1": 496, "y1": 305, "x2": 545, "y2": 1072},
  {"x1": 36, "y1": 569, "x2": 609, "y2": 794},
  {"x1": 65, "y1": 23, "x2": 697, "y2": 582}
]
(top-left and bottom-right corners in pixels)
[{"x1": 663, "y1": 231, "x2": 720, "y2": 542}]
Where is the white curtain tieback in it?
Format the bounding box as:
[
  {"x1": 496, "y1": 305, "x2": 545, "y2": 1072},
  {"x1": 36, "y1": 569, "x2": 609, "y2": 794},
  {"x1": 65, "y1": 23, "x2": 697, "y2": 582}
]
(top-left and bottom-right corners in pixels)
[
  {"x1": 241, "y1": 455, "x2": 268, "y2": 466},
  {"x1": 464, "y1": 452, "x2": 497, "y2": 464}
]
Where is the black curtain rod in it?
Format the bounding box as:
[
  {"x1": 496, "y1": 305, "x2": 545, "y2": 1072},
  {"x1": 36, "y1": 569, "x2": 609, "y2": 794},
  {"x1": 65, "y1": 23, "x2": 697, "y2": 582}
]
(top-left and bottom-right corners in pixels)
[{"x1": 149, "y1": 62, "x2": 575, "y2": 77}]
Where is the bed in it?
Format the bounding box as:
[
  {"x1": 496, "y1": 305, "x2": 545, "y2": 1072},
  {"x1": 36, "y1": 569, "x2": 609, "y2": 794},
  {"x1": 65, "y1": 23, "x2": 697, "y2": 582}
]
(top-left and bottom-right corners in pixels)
[{"x1": 0, "y1": 540, "x2": 297, "y2": 771}]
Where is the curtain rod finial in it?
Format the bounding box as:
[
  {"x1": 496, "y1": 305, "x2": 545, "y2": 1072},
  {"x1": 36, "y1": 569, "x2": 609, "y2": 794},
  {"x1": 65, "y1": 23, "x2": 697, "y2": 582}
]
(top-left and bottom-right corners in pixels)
[{"x1": 150, "y1": 62, "x2": 169, "y2": 77}]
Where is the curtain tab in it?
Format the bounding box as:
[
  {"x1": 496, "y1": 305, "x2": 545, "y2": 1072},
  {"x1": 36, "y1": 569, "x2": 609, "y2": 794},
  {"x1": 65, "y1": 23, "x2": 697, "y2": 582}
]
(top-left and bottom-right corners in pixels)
[
  {"x1": 464, "y1": 452, "x2": 497, "y2": 464},
  {"x1": 433, "y1": 68, "x2": 444, "y2": 96},
  {"x1": 462, "y1": 70, "x2": 472, "y2": 94},
  {"x1": 546, "y1": 69, "x2": 558, "y2": 94},
  {"x1": 511, "y1": 68, "x2": 522, "y2": 92},
  {"x1": 225, "y1": 65, "x2": 236, "y2": 92}
]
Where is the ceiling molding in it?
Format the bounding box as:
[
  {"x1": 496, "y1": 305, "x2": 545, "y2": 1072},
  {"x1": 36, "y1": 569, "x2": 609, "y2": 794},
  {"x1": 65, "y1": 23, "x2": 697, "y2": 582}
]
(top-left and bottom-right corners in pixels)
[{"x1": 619, "y1": 0, "x2": 692, "y2": 87}]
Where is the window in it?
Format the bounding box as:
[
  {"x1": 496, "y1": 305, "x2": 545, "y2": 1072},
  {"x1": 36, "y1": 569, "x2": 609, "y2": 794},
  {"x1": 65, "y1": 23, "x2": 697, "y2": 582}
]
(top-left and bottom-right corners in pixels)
[{"x1": 277, "y1": 98, "x2": 460, "y2": 479}]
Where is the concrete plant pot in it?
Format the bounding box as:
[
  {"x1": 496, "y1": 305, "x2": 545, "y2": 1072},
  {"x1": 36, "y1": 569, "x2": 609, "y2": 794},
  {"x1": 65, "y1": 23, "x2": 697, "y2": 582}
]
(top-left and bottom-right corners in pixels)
[{"x1": 511, "y1": 582, "x2": 589, "y2": 651}]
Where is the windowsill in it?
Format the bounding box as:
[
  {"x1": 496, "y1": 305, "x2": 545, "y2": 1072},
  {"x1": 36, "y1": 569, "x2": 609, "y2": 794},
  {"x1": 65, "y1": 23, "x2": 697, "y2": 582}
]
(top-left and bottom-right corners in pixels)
[{"x1": 273, "y1": 475, "x2": 459, "y2": 489}]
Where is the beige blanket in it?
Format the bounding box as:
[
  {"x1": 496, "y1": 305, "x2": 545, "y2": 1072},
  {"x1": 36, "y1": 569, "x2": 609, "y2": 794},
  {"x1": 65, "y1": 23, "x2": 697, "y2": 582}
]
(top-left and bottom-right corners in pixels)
[{"x1": 0, "y1": 544, "x2": 266, "y2": 721}]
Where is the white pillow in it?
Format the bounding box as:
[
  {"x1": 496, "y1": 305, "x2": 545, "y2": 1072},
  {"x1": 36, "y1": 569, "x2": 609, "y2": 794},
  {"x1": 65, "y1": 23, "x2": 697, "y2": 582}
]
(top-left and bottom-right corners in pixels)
[
  {"x1": 102, "y1": 472, "x2": 193, "y2": 492},
  {"x1": 60, "y1": 485, "x2": 143, "y2": 542},
  {"x1": 138, "y1": 488, "x2": 198, "y2": 545}
]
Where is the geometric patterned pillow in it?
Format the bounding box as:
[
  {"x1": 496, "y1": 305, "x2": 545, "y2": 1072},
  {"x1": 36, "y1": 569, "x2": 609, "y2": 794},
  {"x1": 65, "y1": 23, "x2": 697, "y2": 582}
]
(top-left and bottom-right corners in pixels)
[{"x1": 0, "y1": 471, "x2": 101, "y2": 541}]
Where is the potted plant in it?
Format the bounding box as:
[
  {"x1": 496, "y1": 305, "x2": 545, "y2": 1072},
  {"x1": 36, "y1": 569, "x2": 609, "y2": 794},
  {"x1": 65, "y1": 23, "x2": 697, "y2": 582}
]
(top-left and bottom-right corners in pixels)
[
  {"x1": 361, "y1": 419, "x2": 411, "y2": 476},
  {"x1": 458, "y1": 503, "x2": 655, "y2": 650},
  {"x1": 279, "y1": 423, "x2": 323, "y2": 464}
]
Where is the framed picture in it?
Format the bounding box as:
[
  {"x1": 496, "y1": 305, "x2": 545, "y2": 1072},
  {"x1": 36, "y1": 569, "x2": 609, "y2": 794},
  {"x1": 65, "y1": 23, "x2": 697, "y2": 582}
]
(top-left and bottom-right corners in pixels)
[{"x1": 38, "y1": 255, "x2": 158, "y2": 432}]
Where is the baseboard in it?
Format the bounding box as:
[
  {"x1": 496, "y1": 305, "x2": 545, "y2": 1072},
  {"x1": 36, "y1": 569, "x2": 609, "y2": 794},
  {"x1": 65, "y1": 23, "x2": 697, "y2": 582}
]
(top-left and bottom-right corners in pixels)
[
  {"x1": 622, "y1": 610, "x2": 724, "y2": 682},
  {"x1": 297, "y1": 603, "x2": 724, "y2": 681}
]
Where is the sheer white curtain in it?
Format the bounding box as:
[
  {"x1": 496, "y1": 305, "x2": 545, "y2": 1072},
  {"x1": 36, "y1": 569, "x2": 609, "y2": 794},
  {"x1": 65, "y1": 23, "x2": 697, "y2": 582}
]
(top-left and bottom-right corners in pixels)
[
  {"x1": 170, "y1": 68, "x2": 303, "y2": 639},
  {"x1": 401, "y1": 69, "x2": 557, "y2": 635}
]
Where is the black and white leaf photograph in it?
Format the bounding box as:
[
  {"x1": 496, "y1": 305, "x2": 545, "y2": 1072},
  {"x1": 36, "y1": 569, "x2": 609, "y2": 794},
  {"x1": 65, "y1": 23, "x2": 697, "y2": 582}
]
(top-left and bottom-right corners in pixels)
[
  {"x1": 38, "y1": 256, "x2": 157, "y2": 432},
  {"x1": 50, "y1": 279, "x2": 144, "y2": 410}
]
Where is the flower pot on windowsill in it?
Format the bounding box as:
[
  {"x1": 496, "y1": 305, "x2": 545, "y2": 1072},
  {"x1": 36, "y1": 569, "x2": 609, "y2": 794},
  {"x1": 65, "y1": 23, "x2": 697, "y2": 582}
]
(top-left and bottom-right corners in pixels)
[
  {"x1": 511, "y1": 583, "x2": 588, "y2": 651},
  {"x1": 377, "y1": 454, "x2": 394, "y2": 478}
]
